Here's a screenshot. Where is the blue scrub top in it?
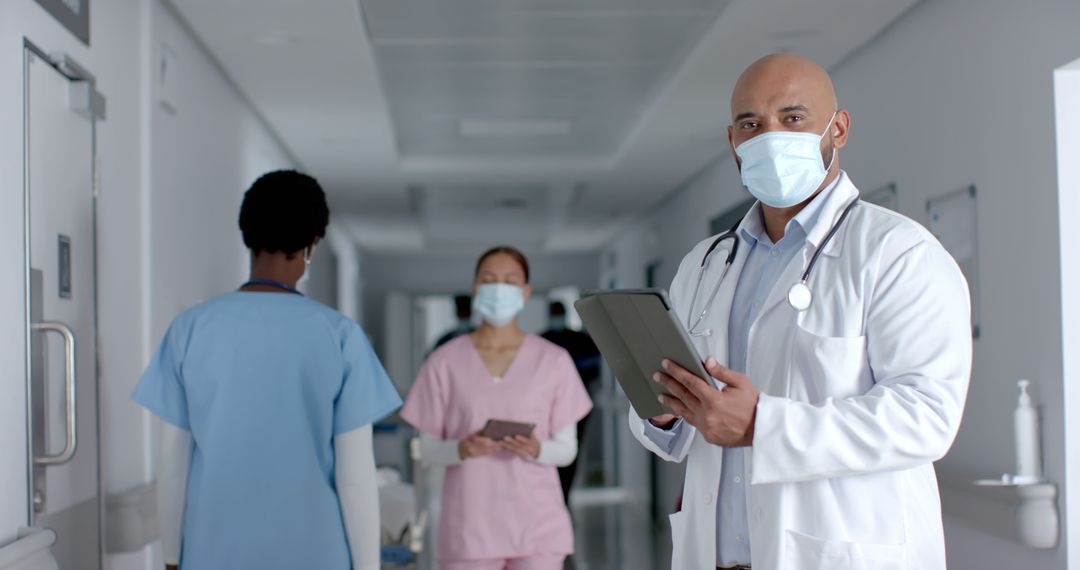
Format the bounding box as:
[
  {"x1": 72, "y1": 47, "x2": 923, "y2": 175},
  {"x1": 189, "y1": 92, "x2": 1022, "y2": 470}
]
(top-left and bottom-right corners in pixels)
[{"x1": 132, "y1": 291, "x2": 402, "y2": 570}]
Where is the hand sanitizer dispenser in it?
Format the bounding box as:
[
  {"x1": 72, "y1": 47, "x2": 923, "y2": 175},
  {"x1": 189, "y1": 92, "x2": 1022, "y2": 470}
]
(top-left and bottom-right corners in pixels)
[
  {"x1": 973, "y1": 379, "x2": 1058, "y2": 548},
  {"x1": 1014, "y1": 379, "x2": 1042, "y2": 483}
]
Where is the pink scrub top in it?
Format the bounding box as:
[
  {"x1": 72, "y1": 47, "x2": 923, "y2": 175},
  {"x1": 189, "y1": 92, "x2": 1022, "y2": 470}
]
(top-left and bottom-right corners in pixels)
[{"x1": 401, "y1": 334, "x2": 593, "y2": 562}]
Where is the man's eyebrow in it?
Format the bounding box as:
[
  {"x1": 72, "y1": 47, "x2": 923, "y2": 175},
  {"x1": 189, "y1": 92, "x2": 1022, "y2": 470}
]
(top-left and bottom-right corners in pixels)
[
  {"x1": 734, "y1": 111, "x2": 757, "y2": 122},
  {"x1": 779, "y1": 104, "x2": 810, "y2": 113}
]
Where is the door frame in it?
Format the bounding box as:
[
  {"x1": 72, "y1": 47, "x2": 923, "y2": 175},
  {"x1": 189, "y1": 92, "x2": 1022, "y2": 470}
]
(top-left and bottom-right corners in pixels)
[{"x1": 21, "y1": 36, "x2": 105, "y2": 562}]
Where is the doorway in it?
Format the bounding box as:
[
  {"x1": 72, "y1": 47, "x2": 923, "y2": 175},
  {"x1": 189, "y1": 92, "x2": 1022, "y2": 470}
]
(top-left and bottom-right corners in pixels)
[{"x1": 21, "y1": 40, "x2": 105, "y2": 569}]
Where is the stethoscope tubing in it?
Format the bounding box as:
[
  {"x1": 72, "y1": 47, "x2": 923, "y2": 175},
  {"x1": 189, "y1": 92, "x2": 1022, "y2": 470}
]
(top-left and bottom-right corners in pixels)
[
  {"x1": 688, "y1": 198, "x2": 860, "y2": 331},
  {"x1": 797, "y1": 198, "x2": 860, "y2": 286},
  {"x1": 687, "y1": 229, "x2": 739, "y2": 333}
]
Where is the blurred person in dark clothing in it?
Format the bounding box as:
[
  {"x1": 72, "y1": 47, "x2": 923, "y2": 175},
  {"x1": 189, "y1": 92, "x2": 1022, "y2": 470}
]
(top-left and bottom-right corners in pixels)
[
  {"x1": 541, "y1": 301, "x2": 601, "y2": 504},
  {"x1": 433, "y1": 294, "x2": 475, "y2": 350}
]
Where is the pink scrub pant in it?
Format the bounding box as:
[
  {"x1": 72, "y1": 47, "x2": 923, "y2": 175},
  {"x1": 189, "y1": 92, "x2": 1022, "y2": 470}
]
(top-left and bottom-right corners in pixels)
[{"x1": 440, "y1": 555, "x2": 566, "y2": 570}]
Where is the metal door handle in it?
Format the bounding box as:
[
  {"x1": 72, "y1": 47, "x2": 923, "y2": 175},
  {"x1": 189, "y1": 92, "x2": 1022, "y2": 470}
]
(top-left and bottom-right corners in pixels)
[{"x1": 31, "y1": 321, "x2": 77, "y2": 465}]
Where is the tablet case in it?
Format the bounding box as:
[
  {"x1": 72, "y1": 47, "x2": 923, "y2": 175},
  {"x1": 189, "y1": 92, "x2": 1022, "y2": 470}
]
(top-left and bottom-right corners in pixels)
[
  {"x1": 574, "y1": 289, "x2": 710, "y2": 419},
  {"x1": 480, "y1": 419, "x2": 536, "y2": 440}
]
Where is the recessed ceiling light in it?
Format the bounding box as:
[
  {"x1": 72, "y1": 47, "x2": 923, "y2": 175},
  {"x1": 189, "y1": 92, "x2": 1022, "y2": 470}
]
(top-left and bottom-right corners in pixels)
[
  {"x1": 459, "y1": 118, "x2": 572, "y2": 137},
  {"x1": 495, "y1": 198, "x2": 529, "y2": 209}
]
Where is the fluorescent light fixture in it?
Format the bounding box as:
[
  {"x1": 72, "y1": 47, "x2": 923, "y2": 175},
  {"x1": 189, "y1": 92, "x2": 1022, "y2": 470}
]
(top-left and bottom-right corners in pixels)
[{"x1": 459, "y1": 118, "x2": 572, "y2": 137}]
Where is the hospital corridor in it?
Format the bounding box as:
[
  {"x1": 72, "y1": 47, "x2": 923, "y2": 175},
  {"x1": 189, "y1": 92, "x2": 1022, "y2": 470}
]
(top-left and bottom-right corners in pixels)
[{"x1": 3, "y1": 0, "x2": 1080, "y2": 569}]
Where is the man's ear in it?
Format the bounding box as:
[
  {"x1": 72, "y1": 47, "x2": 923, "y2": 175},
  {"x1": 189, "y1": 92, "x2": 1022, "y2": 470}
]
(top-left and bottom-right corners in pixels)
[{"x1": 832, "y1": 109, "x2": 851, "y2": 149}]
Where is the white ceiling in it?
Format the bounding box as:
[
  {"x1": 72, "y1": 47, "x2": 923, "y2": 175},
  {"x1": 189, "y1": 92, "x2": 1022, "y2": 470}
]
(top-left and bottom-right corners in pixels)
[
  {"x1": 169, "y1": 0, "x2": 920, "y2": 254},
  {"x1": 361, "y1": 0, "x2": 731, "y2": 161}
]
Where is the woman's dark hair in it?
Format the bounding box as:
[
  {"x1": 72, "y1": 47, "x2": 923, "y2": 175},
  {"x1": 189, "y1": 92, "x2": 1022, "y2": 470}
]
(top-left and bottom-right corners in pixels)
[
  {"x1": 239, "y1": 170, "x2": 329, "y2": 257},
  {"x1": 475, "y1": 246, "x2": 530, "y2": 283}
]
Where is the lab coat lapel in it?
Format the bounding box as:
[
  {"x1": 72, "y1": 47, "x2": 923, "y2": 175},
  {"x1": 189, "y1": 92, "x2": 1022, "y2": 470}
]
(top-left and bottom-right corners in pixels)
[
  {"x1": 753, "y1": 173, "x2": 860, "y2": 319},
  {"x1": 805, "y1": 173, "x2": 860, "y2": 259}
]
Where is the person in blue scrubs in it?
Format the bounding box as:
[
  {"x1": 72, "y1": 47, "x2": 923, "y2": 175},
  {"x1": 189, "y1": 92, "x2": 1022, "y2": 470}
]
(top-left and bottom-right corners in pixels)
[{"x1": 132, "y1": 170, "x2": 401, "y2": 570}]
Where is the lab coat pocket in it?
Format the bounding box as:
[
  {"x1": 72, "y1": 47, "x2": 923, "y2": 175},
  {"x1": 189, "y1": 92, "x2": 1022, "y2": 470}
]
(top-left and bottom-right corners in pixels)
[
  {"x1": 785, "y1": 529, "x2": 905, "y2": 570},
  {"x1": 790, "y1": 326, "x2": 869, "y2": 402}
]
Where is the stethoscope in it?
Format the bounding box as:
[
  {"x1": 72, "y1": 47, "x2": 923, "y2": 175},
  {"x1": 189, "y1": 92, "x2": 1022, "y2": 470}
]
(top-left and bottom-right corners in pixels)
[{"x1": 686, "y1": 199, "x2": 860, "y2": 337}]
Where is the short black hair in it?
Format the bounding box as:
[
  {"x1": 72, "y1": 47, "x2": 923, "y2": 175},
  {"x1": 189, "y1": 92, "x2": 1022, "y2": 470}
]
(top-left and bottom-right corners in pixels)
[{"x1": 239, "y1": 170, "x2": 329, "y2": 256}]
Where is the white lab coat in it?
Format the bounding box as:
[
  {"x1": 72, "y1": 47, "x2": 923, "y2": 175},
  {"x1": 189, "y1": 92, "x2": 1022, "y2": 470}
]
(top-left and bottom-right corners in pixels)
[{"x1": 630, "y1": 172, "x2": 972, "y2": 570}]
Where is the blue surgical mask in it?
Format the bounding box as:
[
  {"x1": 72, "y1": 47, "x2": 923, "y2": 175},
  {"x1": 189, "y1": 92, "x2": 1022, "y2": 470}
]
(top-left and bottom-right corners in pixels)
[
  {"x1": 735, "y1": 112, "x2": 837, "y2": 208},
  {"x1": 473, "y1": 283, "x2": 525, "y2": 327}
]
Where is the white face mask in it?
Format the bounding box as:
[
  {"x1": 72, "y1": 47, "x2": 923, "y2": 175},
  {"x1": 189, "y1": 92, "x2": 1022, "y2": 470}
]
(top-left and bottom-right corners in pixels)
[
  {"x1": 735, "y1": 112, "x2": 837, "y2": 208},
  {"x1": 473, "y1": 283, "x2": 525, "y2": 327}
]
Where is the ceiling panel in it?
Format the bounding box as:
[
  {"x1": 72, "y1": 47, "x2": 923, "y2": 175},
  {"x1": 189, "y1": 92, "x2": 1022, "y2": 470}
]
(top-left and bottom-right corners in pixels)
[
  {"x1": 420, "y1": 183, "x2": 554, "y2": 247},
  {"x1": 365, "y1": 9, "x2": 715, "y2": 42},
  {"x1": 171, "y1": 0, "x2": 924, "y2": 254},
  {"x1": 375, "y1": 39, "x2": 679, "y2": 66},
  {"x1": 384, "y1": 65, "x2": 656, "y2": 157},
  {"x1": 360, "y1": 0, "x2": 732, "y2": 160},
  {"x1": 362, "y1": 0, "x2": 720, "y2": 38}
]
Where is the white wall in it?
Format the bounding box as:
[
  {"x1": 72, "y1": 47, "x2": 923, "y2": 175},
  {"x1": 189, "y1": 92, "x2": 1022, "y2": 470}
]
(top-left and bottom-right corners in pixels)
[
  {"x1": 302, "y1": 240, "x2": 338, "y2": 308},
  {"x1": 302, "y1": 223, "x2": 367, "y2": 316},
  {"x1": 146, "y1": 0, "x2": 295, "y2": 337},
  {"x1": 0, "y1": 0, "x2": 295, "y2": 566},
  {"x1": 603, "y1": 0, "x2": 1080, "y2": 567}
]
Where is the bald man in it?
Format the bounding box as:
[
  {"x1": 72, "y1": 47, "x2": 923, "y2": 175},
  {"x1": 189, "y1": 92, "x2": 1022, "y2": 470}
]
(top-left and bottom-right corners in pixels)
[{"x1": 629, "y1": 54, "x2": 972, "y2": 569}]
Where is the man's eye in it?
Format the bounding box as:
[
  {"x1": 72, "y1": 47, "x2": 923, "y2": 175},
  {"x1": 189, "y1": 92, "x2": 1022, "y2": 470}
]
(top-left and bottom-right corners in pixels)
[
  {"x1": 785, "y1": 115, "x2": 804, "y2": 123},
  {"x1": 740, "y1": 122, "x2": 758, "y2": 130}
]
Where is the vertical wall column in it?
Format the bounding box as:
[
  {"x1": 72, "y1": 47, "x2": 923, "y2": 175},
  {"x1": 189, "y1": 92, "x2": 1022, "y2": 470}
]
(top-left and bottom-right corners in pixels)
[
  {"x1": 1054, "y1": 56, "x2": 1080, "y2": 569},
  {"x1": 326, "y1": 224, "x2": 361, "y2": 323}
]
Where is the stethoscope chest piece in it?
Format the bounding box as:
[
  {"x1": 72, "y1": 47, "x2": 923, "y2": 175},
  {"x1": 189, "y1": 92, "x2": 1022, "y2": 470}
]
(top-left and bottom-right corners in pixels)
[{"x1": 788, "y1": 282, "x2": 813, "y2": 312}]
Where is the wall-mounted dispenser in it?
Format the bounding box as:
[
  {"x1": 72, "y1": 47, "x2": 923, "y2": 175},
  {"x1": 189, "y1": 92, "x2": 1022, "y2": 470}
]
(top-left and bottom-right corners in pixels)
[
  {"x1": 1013, "y1": 379, "x2": 1042, "y2": 483},
  {"x1": 973, "y1": 379, "x2": 1058, "y2": 549}
]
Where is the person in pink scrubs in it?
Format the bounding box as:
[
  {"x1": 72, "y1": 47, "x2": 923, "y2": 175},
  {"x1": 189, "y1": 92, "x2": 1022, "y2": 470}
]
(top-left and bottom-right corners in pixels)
[{"x1": 401, "y1": 246, "x2": 593, "y2": 570}]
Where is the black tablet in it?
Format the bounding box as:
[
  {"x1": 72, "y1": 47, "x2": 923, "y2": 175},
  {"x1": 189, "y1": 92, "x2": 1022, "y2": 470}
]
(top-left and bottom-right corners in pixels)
[{"x1": 575, "y1": 289, "x2": 709, "y2": 419}]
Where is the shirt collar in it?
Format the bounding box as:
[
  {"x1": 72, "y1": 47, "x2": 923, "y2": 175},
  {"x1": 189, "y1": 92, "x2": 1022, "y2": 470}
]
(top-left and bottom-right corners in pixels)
[{"x1": 739, "y1": 174, "x2": 844, "y2": 247}]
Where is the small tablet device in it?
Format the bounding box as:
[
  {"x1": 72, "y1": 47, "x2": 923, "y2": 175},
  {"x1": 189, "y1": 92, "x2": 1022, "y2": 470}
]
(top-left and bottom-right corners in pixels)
[
  {"x1": 480, "y1": 419, "x2": 536, "y2": 440},
  {"x1": 574, "y1": 289, "x2": 710, "y2": 419}
]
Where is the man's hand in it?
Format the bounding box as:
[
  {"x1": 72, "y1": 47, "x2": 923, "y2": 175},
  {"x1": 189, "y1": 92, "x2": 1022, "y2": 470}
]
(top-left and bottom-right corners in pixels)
[
  {"x1": 653, "y1": 357, "x2": 760, "y2": 446},
  {"x1": 499, "y1": 434, "x2": 541, "y2": 460},
  {"x1": 458, "y1": 432, "x2": 500, "y2": 459},
  {"x1": 649, "y1": 413, "x2": 680, "y2": 430}
]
